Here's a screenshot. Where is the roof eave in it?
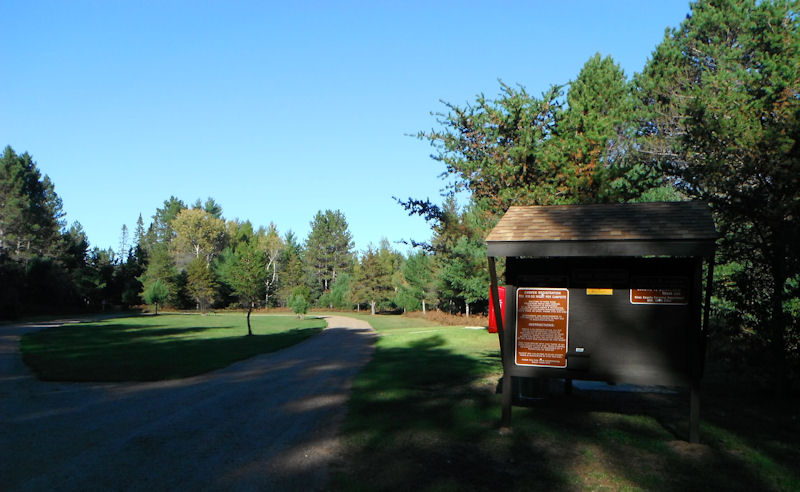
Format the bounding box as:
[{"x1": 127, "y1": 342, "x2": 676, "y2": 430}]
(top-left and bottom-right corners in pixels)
[{"x1": 486, "y1": 239, "x2": 717, "y2": 258}]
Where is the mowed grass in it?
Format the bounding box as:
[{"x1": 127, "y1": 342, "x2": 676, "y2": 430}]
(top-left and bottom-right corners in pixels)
[
  {"x1": 331, "y1": 314, "x2": 800, "y2": 492},
  {"x1": 20, "y1": 313, "x2": 325, "y2": 381}
]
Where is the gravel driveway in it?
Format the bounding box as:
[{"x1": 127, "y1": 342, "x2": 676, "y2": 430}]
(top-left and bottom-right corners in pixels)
[{"x1": 0, "y1": 315, "x2": 376, "y2": 491}]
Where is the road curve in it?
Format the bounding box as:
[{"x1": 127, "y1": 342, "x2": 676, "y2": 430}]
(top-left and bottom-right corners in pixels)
[{"x1": 0, "y1": 315, "x2": 376, "y2": 491}]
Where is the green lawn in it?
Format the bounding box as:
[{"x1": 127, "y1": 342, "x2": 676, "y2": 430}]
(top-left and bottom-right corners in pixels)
[
  {"x1": 331, "y1": 314, "x2": 800, "y2": 492},
  {"x1": 20, "y1": 313, "x2": 325, "y2": 381}
]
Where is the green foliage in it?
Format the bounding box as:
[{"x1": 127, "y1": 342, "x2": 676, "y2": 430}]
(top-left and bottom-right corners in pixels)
[
  {"x1": 142, "y1": 279, "x2": 169, "y2": 314},
  {"x1": 256, "y1": 223, "x2": 283, "y2": 307},
  {"x1": 416, "y1": 83, "x2": 564, "y2": 214},
  {"x1": 186, "y1": 257, "x2": 218, "y2": 313},
  {"x1": 223, "y1": 243, "x2": 268, "y2": 334},
  {"x1": 171, "y1": 208, "x2": 227, "y2": 263},
  {"x1": 395, "y1": 250, "x2": 435, "y2": 313},
  {"x1": 410, "y1": 57, "x2": 663, "y2": 219},
  {"x1": 277, "y1": 231, "x2": 305, "y2": 306},
  {"x1": 138, "y1": 244, "x2": 180, "y2": 308},
  {"x1": 0, "y1": 146, "x2": 64, "y2": 261},
  {"x1": 142, "y1": 196, "x2": 186, "y2": 251},
  {"x1": 288, "y1": 285, "x2": 311, "y2": 318},
  {"x1": 320, "y1": 272, "x2": 354, "y2": 310},
  {"x1": 437, "y1": 235, "x2": 488, "y2": 317},
  {"x1": 353, "y1": 243, "x2": 396, "y2": 315},
  {"x1": 637, "y1": 0, "x2": 800, "y2": 379},
  {"x1": 549, "y1": 53, "x2": 662, "y2": 202},
  {"x1": 225, "y1": 244, "x2": 267, "y2": 306},
  {"x1": 304, "y1": 209, "x2": 354, "y2": 297}
]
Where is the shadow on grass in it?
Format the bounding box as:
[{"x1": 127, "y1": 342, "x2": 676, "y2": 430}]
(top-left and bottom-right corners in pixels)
[
  {"x1": 332, "y1": 334, "x2": 800, "y2": 492},
  {"x1": 21, "y1": 319, "x2": 324, "y2": 382}
]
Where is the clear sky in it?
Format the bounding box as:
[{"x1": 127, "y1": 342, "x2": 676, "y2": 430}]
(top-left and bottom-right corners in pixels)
[{"x1": 2, "y1": 1, "x2": 692, "y2": 255}]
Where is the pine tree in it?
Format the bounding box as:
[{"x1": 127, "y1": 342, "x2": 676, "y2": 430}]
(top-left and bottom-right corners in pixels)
[
  {"x1": 304, "y1": 210, "x2": 354, "y2": 297},
  {"x1": 636, "y1": 0, "x2": 800, "y2": 385},
  {"x1": 0, "y1": 146, "x2": 64, "y2": 261}
]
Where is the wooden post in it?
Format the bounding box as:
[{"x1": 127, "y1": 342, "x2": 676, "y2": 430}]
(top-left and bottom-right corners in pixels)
[
  {"x1": 690, "y1": 379, "x2": 700, "y2": 443},
  {"x1": 489, "y1": 256, "x2": 512, "y2": 428},
  {"x1": 502, "y1": 372, "x2": 513, "y2": 428}
]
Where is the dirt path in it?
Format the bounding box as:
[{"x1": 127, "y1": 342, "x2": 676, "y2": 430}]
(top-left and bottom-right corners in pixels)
[{"x1": 0, "y1": 315, "x2": 376, "y2": 491}]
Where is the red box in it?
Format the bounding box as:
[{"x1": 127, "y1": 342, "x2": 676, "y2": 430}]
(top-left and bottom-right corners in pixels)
[{"x1": 488, "y1": 286, "x2": 506, "y2": 333}]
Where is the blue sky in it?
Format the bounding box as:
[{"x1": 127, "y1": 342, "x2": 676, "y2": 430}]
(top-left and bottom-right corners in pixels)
[{"x1": 2, "y1": 1, "x2": 692, "y2": 255}]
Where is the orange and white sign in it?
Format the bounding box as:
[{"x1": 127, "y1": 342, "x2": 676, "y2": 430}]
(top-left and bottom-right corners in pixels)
[{"x1": 515, "y1": 288, "x2": 569, "y2": 367}]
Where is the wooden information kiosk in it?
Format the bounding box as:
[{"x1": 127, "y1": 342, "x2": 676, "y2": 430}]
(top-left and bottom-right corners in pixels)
[{"x1": 486, "y1": 202, "x2": 717, "y2": 443}]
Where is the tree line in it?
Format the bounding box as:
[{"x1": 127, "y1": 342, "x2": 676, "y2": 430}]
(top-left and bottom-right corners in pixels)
[{"x1": 0, "y1": 160, "x2": 487, "y2": 322}]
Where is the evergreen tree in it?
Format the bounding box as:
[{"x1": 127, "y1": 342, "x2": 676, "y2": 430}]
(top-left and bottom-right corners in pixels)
[
  {"x1": 396, "y1": 250, "x2": 435, "y2": 313},
  {"x1": 548, "y1": 53, "x2": 660, "y2": 202},
  {"x1": 323, "y1": 272, "x2": 354, "y2": 310},
  {"x1": 636, "y1": 0, "x2": 800, "y2": 383},
  {"x1": 304, "y1": 210, "x2": 354, "y2": 297},
  {"x1": 134, "y1": 213, "x2": 146, "y2": 248},
  {"x1": 118, "y1": 224, "x2": 129, "y2": 263},
  {"x1": 353, "y1": 244, "x2": 395, "y2": 315},
  {"x1": 142, "y1": 279, "x2": 169, "y2": 315},
  {"x1": 138, "y1": 244, "x2": 180, "y2": 308},
  {"x1": 277, "y1": 231, "x2": 304, "y2": 306},
  {"x1": 0, "y1": 146, "x2": 64, "y2": 262},
  {"x1": 144, "y1": 196, "x2": 186, "y2": 251},
  {"x1": 186, "y1": 256, "x2": 218, "y2": 313}
]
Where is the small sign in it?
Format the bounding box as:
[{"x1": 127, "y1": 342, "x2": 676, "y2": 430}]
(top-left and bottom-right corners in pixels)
[
  {"x1": 586, "y1": 288, "x2": 613, "y2": 296},
  {"x1": 515, "y1": 288, "x2": 569, "y2": 367},
  {"x1": 630, "y1": 276, "x2": 689, "y2": 305}
]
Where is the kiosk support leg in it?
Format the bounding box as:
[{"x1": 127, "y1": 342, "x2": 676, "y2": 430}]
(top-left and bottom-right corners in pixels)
[
  {"x1": 502, "y1": 373, "x2": 512, "y2": 428},
  {"x1": 690, "y1": 379, "x2": 700, "y2": 443},
  {"x1": 489, "y1": 256, "x2": 512, "y2": 429}
]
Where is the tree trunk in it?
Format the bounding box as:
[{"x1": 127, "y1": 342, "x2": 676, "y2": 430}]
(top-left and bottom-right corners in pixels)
[
  {"x1": 769, "y1": 239, "x2": 788, "y2": 394},
  {"x1": 246, "y1": 303, "x2": 253, "y2": 336},
  {"x1": 422, "y1": 299, "x2": 426, "y2": 315},
  {"x1": 370, "y1": 300, "x2": 376, "y2": 315},
  {"x1": 466, "y1": 302, "x2": 470, "y2": 319},
  {"x1": 155, "y1": 302, "x2": 159, "y2": 315}
]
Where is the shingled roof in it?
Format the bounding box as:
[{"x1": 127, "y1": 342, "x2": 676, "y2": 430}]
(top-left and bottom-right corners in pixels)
[{"x1": 486, "y1": 202, "x2": 717, "y2": 257}]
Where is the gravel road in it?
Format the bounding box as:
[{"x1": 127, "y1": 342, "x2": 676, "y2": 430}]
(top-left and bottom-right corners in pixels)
[{"x1": 0, "y1": 315, "x2": 376, "y2": 491}]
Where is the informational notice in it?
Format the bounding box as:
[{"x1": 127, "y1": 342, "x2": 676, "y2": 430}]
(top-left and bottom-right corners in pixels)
[
  {"x1": 630, "y1": 276, "x2": 689, "y2": 305},
  {"x1": 515, "y1": 288, "x2": 569, "y2": 367}
]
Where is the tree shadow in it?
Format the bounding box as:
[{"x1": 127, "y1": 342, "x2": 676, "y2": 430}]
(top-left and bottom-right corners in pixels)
[
  {"x1": 331, "y1": 334, "x2": 799, "y2": 491},
  {"x1": 21, "y1": 319, "x2": 323, "y2": 382}
]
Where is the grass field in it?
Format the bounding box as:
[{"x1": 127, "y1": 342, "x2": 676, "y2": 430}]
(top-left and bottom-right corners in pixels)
[
  {"x1": 20, "y1": 313, "x2": 326, "y2": 381},
  {"x1": 331, "y1": 314, "x2": 800, "y2": 491}
]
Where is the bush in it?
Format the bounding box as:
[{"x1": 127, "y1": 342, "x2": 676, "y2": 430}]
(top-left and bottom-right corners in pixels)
[{"x1": 288, "y1": 286, "x2": 311, "y2": 318}]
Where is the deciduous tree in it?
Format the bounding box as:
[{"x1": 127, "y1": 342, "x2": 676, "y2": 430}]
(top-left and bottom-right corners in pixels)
[
  {"x1": 226, "y1": 243, "x2": 267, "y2": 335},
  {"x1": 172, "y1": 208, "x2": 227, "y2": 264}
]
